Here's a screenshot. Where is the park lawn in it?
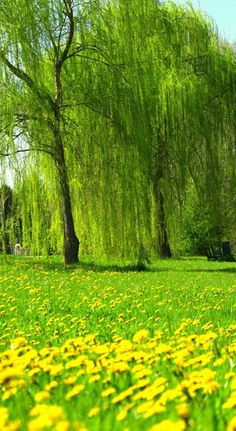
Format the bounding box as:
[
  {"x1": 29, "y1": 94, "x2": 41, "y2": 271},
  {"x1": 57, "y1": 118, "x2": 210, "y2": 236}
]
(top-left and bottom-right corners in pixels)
[{"x1": 0, "y1": 256, "x2": 236, "y2": 431}]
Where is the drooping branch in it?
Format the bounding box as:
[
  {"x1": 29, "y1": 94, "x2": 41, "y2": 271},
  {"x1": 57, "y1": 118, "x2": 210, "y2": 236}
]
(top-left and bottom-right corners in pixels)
[
  {"x1": 0, "y1": 52, "x2": 54, "y2": 108},
  {"x1": 0, "y1": 146, "x2": 54, "y2": 158}
]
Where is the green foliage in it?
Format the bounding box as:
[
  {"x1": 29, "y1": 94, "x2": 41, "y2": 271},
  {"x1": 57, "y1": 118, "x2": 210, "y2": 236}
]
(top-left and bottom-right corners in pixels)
[
  {"x1": 179, "y1": 195, "x2": 224, "y2": 255},
  {"x1": 0, "y1": 0, "x2": 236, "y2": 259}
]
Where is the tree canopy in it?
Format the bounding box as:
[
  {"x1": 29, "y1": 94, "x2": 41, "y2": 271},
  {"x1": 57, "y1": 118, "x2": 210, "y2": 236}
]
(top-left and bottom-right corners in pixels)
[{"x1": 0, "y1": 0, "x2": 236, "y2": 262}]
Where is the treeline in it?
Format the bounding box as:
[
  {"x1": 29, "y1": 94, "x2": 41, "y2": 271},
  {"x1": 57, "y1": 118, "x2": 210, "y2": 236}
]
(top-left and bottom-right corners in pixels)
[{"x1": 0, "y1": 0, "x2": 236, "y2": 262}]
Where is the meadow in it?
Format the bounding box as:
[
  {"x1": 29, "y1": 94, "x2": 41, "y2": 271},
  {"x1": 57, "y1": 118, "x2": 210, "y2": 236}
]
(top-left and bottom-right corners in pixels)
[{"x1": 0, "y1": 256, "x2": 236, "y2": 431}]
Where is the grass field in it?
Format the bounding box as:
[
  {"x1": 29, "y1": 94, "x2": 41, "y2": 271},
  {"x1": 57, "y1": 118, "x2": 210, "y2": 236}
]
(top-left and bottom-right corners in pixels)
[{"x1": 0, "y1": 256, "x2": 236, "y2": 431}]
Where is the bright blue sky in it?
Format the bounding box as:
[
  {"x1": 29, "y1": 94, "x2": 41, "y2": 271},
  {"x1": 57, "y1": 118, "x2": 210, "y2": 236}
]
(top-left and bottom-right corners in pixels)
[{"x1": 173, "y1": 0, "x2": 236, "y2": 43}]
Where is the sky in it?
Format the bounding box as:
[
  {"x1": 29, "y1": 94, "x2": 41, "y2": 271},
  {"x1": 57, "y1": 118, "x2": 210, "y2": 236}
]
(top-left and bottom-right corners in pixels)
[{"x1": 173, "y1": 0, "x2": 236, "y2": 43}]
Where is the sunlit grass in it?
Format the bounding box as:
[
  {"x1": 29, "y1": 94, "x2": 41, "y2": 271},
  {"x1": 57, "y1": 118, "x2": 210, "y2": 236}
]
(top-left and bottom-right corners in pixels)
[{"x1": 0, "y1": 256, "x2": 236, "y2": 430}]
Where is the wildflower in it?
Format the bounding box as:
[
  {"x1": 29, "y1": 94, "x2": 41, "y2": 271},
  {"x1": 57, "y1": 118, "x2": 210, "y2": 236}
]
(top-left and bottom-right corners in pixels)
[
  {"x1": 10, "y1": 337, "x2": 27, "y2": 350},
  {"x1": 133, "y1": 330, "x2": 149, "y2": 343},
  {"x1": 109, "y1": 361, "x2": 129, "y2": 373},
  {"x1": 30, "y1": 404, "x2": 64, "y2": 421},
  {"x1": 228, "y1": 416, "x2": 236, "y2": 431},
  {"x1": 0, "y1": 367, "x2": 24, "y2": 385},
  {"x1": 65, "y1": 384, "x2": 84, "y2": 400},
  {"x1": 55, "y1": 421, "x2": 70, "y2": 431},
  {"x1": 88, "y1": 374, "x2": 101, "y2": 383},
  {"x1": 2, "y1": 387, "x2": 17, "y2": 400},
  {"x1": 4, "y1": 420, "x2": 21, "y2": 431},
  {"x1": 149, "y1": 419, "x2": 186, "y2": 431},
  {"x1": 213, "y1": 358, "x2": 225, "y2": 367},
  {"x1": 34, "y1": 391, "x2": 50, "y2": 402},
  {"x1": 28, "y1": 415, "x2": 52, "y2": 431},
  {"x1": 45, "y1": 381, "x2": 58, "y2": 391},
  {"x1": 28, "y1": 367, "x2": 41, "y2": 378},
  {"x1": 134, "y1": 378, "x2": 150, "y2": 388},
  {"x1": 88, "y1": 407, "x2": 100, "y2": 417},
  {"x1": 50, "y1": 364, "x2": 64, "y2": 376},
  {"x1": 64, "y1": 376, "x2": 77, "y2": 385},
  {"x1": 101, "y1": 387, "x2": 116, "y2": 397},
  {"x1": 143, "y1": 401, "x2": 165, "y2": 418},
  {"x1": 112, "y1": 387, "x2": 134, "y2": 404},
  {"x1": 177, "y1": 403, "x2": 190, "y2": 418},
  {"x1": 223, "y1": 393, "x2": 236, "y2": 409},
  {"x1": 136, "y1": 400, "x2": 154, "y2": 414},
  {"x1": 0, "y1": 407, "x2": 9, "y2": 427},
  {"x1": 116, "y1": 404, "x2": 133, "y2": 421}
]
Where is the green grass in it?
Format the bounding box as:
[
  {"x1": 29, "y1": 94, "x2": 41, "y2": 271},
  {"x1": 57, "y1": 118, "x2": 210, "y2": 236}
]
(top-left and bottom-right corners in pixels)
[{"x1": 0, "y1": 256, "x2": 236, "y2": 430}]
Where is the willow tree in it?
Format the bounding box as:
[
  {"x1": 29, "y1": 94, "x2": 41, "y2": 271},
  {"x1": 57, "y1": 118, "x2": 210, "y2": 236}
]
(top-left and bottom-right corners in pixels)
[
  {"x1": 71, "y1": 0, "x2": 236, "y2": 258},
  {"x1": 0, "y1": 0, "x2": 108, "y2": 263}
]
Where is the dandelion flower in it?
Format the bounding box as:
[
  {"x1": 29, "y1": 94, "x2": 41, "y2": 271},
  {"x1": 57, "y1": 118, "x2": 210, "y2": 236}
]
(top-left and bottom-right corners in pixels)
[{"x1": 88, "y1": 407, "x2": 100, "y2": 418}]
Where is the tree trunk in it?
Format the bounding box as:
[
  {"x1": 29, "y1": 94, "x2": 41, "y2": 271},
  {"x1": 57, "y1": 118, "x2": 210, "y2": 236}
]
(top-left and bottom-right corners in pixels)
[
  {"x1": 158, "y1": 191, "x2": 172, "y2": 257},
  {"x1": 60, "y1": 178, "x2": 80, "y2": 265},
  {"x1": 154, "y1": 127, "x2": 172, "y2": 258},
  {"x1": 54, "y1": 131, "x2": 79, "y2": 265}
]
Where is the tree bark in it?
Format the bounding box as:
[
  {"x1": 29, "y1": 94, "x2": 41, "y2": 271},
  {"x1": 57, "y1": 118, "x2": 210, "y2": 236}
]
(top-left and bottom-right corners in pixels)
[
  {"x1": 54, "y1": 131, "x2": 79, "y2": 265},
  {"x1": 154, "y1": 124, "x2": 172, "y2": 258},
  {"x1": 158, "y1": 190, "x2": 172, "y2": 257}
]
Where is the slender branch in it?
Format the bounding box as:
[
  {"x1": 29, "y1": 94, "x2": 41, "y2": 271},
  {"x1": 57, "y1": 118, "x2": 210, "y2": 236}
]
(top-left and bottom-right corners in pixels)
[
  {"x1": 0, "y1": 146, "x2": 54, "y2": 158},
  {"x1": 0, "y1": 52, "x2": 54, "y2": 108},
  {"x1": 59, "y1": 0, "x2": 75, "y2": 68},
  {"x1": 0, "y1": 148, "x2": 31, "y2": 157}
]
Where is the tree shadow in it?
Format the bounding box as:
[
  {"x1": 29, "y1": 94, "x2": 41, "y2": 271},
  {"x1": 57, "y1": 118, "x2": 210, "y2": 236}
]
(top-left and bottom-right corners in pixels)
[
  {"x1": 185, "y1": 267, "x2": 236, "y2": 274},
  {"x1": 5, "y1": 256, "x2": 154, "y2": 273},
  {"x1": 2, "y1": 255, "x2": 236, "y2": 274}
]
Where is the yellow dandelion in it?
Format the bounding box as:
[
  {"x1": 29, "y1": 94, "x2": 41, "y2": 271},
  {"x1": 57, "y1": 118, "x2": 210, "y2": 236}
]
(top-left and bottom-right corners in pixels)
[
  {"x1": 10, "y1": 337, "x2": 27, "y2": 350},
  {"x1": 109, "y1": 361, "x2": 129, "y2": 373},
  {"x1": 227, "y1": 416, "x2": 236, "y2": 431},
  {"x1": 134, "y1": 378, "x2": 150, "y2": 388},
  {"x1": 204, "y1": 380, "x2": 220, "y2": 394},
  {"x1": 30, "y1": 404, "x2": 64, "y2": 422},
  {"x1": 88, "y1": 407, "x2": 100, "y2": 418},
  {"x1": 116, "y1": 409, "x2": 128, "y2": 421},
  {"x1": 112, "y1": 387, "x2": 134, "y2": 404},
  {"x1": 223, "y1": 393, "x2": 236, "y2": 409},
  {"x1": 136, "y1": 401, "x2": 154, "y2": 415},
  {"x1": 45, "y1": 381, "x2": 58, "y2": 391},
  {"x1": 28, "y1": 367, "x2": 41, "y2": 378},
  {"x1": 225, "y1": 372, "x2": 235, "y2": 380},
  {"x1": 143, "y1": 401, "x2": 165, "y2": 418},
  {"x1": 28, "y1": 415, "x2": 52, "y2": 431},
  {"x1": 4, "y1": 420, "x2": 21, "y2": 431},
  {"x1": 64, "y1": 376, "x2": 77, "y2": 385},
  {"x1": 177, "y1": 403, "x2": 190, "y2": 418},
  {"x1": 149, "y1": 419, "x2": 186, "y2": 431},
  {"x1": 0, "y1": 407, "x2": 9, "y2": 427},
  {"x1": 50, "y1": 364, "x2": 64, "y2": 376},
  {"x1": 213, "y1": 358, "x2": 225, "y2": 367},
  {"x1": 65, "y1": 384, "x2": 84, "y2": 400},
  {"x1": 34, "y1": 391, "x2": 50, "y2": 402},
  {"x1": 101, "y1": 387, "x2": 116, "y2": 397},
  {"x1": 0, "y1": 367, "x2": 24, "y2": 385},
  {"x1": 55, "y1": 420, "x2": 70, "y2": 431},
  {"x1": 133, "y1": 329, "x2": 149, "y2": 343},
  {"x1": 88, "y1": 374, "x2": 101, "y2": 383}
]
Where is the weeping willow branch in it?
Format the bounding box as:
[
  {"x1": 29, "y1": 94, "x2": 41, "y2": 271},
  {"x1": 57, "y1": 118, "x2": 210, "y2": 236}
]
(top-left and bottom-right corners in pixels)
[
  {"x1": 0, "y1": 53, "x2": 54, "y2": 108},
  {"x1": 0, "y1": 146, "x2": 54, "y2": 158}
]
